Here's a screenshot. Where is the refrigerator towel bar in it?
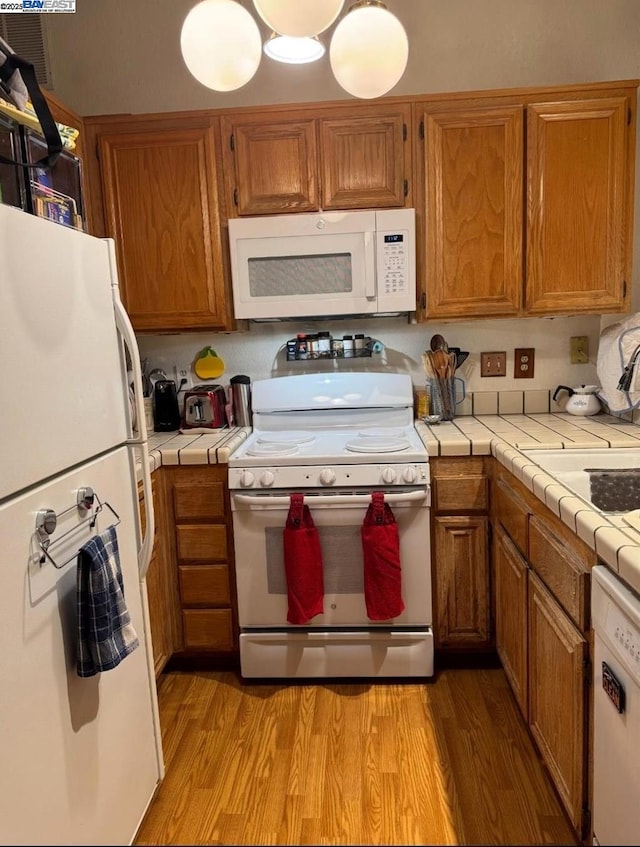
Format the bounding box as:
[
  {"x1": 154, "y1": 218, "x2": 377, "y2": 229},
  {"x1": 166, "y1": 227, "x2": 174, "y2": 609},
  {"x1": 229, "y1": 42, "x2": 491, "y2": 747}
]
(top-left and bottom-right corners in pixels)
[{"x1": 35, "y1": 487, "x2": 121, "y2": 569}]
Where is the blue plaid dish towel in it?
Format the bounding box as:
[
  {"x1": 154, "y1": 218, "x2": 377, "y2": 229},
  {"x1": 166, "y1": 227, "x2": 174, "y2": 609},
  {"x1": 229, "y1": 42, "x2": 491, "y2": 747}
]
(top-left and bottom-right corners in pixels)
[{"x1": 76, "y1": 524, "x2": 139, "y2": 678}]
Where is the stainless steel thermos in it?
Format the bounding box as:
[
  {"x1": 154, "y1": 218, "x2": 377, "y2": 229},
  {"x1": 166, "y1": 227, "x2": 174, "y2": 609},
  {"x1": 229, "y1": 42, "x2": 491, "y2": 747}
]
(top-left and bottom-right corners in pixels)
[{"x1": 230, "y1": 374, "x2": 252, "y2": 427}]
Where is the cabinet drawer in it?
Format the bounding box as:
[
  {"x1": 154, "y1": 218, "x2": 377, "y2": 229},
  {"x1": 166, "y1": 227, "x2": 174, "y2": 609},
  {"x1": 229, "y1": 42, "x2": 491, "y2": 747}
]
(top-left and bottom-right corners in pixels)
[
  {"x1": 528, "y1": 514, "x2": 590, "y2": 631},
  {"x1": 179, "y1": 564, "x2": 230, "y2": 606},
  {"x1": 176, "y1": 524, "x2": 228, "y2": 562},
  {"x1": 433, "y1": 474, "x2": 488, "y2": 513},
  {"x1": 173, "y1": 480, "x2": 226, "y2": 521},
  {"x1": 494, "y1": 477, "x2": 530, "y2": 556},
  {"x1": 431, "y1": 457, "x2": 489, "y2": 513},
  {"x1": 182, "y1": 609, "x2": 234, "y2": 651}
]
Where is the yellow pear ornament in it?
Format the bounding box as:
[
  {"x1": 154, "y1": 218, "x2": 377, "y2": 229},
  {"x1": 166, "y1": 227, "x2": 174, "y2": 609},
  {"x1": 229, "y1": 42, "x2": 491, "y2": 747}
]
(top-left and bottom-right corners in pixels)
[{"x1": 193, "y1": 346, "x2": 225, "y2": 380}]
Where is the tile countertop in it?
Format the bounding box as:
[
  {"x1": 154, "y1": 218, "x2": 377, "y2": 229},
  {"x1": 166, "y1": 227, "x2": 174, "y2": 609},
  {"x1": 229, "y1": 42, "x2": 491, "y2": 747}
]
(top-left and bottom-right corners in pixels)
[
  {"x1": 139, "y1": 414, "x2": 640, "y2": 598},
  {"x1": 417, "y1": 411, "x2": 640, "y2": 598},
  {"x1": 145, "y1": 427, "x2": 251, "y2": 470}
]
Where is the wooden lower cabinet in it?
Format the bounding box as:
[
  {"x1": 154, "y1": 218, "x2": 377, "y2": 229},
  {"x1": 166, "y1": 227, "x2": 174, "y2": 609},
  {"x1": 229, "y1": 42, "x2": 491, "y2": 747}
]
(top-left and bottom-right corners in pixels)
[
  {"x1": 164, "y1": 465, "x2": 238, "y2": 655},
  {"x1": 494, "y1": 525, "x2": 528, "y2": 717},
  {"x1": 139, "y1": 473, "x2": 179, "y2": 678},
  {"x1": 430, "y1": 457, "x2": 491, "y2": 650},
  {"x1": 433, "y1": 515, "x2": 490, "y2": 646},
  {"x1": 492, "y1": 463, "x2": 595, "y2": 841},
  {"x1": 528, "y1": 571, "x2": 588, "y2": 835}
]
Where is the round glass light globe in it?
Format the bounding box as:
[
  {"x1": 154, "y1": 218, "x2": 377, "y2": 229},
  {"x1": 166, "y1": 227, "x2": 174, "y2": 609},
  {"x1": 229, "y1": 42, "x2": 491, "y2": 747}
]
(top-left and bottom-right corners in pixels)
[
  {"x1": 330, "y1": 5, "x2": 408, "y2": 99},
  {"x1": 253, "y1": 0, "x2": 344, "y2": 37},
  {"x1": 181, "y1": 0, "x2": 262, "y2": 92}
]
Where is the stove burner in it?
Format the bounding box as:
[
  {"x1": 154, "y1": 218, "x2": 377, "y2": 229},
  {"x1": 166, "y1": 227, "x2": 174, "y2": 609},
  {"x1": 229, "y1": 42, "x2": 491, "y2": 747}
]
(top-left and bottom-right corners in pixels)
[
  {"x1": 256, "y1": 432, "x2": 316, "y2": 445},
  {"x1": 345, "y1": 437, "x2": 411, "y2": 454},
  {"x1": 246, "y1": 442, "x2": 301, "y2": 457}
]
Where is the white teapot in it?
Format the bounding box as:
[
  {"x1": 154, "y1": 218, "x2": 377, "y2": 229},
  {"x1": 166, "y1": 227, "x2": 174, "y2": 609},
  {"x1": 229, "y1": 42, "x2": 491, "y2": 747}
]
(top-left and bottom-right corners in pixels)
[{"x1": 553, "y1": 384, "x2": 602, "y2": 416}]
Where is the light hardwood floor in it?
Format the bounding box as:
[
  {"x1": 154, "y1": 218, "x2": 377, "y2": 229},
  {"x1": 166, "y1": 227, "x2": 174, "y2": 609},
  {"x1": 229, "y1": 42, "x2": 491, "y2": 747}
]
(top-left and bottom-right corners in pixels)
[{"x1": 135, "y1": 666, "x2": 578, "y2": 846}]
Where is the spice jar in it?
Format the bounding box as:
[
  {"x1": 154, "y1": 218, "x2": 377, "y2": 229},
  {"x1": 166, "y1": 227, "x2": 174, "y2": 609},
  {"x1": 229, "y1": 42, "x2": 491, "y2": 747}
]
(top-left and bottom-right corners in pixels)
[
  {"x1": 295, "y1": 333, "x2": 308, "y2": 360},
  {"x1": 354, "y1": 333, "x2": 366, "y2": 356},
  {"x1": 317, "y1": 331, "x2": 332, "y2": 357},
  {"x1": 342, "y1": 334, "x2": 354, "y2": 358},
  {"x1": 307, "y1": 333, "x2": 319, "y2": 359}
]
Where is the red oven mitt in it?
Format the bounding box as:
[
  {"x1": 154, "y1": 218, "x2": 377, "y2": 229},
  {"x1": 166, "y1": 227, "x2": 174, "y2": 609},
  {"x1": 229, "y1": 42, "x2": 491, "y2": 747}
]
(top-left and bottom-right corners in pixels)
[
  {"x1": 283, "y1": 494, "x2": 324, "y2": 625},
  {"x1": 361, "y1": 491, "x2": 405, "y2": 621}
]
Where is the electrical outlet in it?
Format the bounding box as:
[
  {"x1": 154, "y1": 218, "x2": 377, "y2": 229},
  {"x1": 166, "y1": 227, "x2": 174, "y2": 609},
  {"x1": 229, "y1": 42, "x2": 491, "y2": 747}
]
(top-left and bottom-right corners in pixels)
[
  {"x1": 174, "y1": 364, "x2": 192, "y2": 392},
  {"x1": 570, "y1": 336, "x2": 589, "y2": 364},
  {"x1": 514, "y1": 348, "x2": 535, "y2": 378},
  {"x1": 480, "y1": 351, "x2": 507, "y2": 377}
]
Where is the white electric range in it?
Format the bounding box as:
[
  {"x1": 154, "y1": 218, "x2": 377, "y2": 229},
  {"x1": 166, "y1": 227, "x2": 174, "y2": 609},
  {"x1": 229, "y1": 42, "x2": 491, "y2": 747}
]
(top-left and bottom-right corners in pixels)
[{"x1": 228, "y1": 372, "x2": 433, "y2": 680}]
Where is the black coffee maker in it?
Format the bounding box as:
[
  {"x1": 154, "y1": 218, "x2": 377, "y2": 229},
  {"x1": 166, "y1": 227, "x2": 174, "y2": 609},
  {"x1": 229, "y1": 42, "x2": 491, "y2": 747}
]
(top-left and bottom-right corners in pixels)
[{"x1": 153, "y1": 379, "x2": 181, "y2": 432}]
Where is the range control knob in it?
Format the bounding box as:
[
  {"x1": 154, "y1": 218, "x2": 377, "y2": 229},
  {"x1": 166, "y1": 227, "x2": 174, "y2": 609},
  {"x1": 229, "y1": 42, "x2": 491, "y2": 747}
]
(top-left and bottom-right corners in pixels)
[
  {"x1": 402, "y1": 466, "x2": 419, "y2": 483},
  {"x1": 239, "y1": 470, "x2": 255, "y2": 488},
  {"x1": 382, "y1": 467, "x2": 397, "y2": 484},
  {"x1": 260, "y1": 470, "x2": 275, "y2": 487},
  {"x1": 319, "y1": 468, "x2": 336, "y2": 486}
]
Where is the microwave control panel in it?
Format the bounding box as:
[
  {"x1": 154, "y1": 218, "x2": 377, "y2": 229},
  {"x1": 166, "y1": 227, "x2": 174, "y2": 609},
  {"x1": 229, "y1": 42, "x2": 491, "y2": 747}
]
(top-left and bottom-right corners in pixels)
[{"x1": 375, "y1": 208, "x2": 416, "y2": 311}]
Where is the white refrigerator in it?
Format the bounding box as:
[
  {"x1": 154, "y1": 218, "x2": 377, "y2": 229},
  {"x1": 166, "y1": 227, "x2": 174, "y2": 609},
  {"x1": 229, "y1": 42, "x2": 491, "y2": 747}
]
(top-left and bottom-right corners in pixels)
[{"x1": 0, "y1": 204, "x2": 164, "y2": 845}]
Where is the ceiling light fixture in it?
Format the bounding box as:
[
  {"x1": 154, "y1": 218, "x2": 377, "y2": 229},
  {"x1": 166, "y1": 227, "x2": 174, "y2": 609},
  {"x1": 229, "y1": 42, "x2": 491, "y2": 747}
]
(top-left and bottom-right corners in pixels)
[
  {"x1": 180, "y1": 0, "x2": 408, "y2": 98},
  {"x1": 263, "y1": 33, "x2": 325, "y2": 65},
  {"x1": 253, "y1": 0, "x2": 345, "y2": 38}
]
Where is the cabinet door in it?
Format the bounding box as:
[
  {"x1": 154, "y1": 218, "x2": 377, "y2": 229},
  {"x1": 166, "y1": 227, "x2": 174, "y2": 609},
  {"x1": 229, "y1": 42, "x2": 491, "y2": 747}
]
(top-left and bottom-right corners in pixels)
[
  {"x1": 526, "y1": 97, "x2": 630, "y2": 315},
  {"x1": 140, "y1": 474, "x2": 178, "y2": 678},
  {"x1": 433, "y1": 515, "x2": 490, "y2": 647},
  {"x1": 528, "y1": 571, "x2": 588, "y2": 839},
  {"x1": 419, "y1": 104, "x2": 523, "y2": 319},
  {"x1": 319, "y1": 107, "x2": 410, "y2": 210},
  {"x1": 493, "y1": 525, "x2": 528, "y2": 719},
  {"x1": 99, "y1": 122, "x2": 231, "y2": 331},
  {"x1": 223, "y1": 116, "x2": 319, "y2": 215}
]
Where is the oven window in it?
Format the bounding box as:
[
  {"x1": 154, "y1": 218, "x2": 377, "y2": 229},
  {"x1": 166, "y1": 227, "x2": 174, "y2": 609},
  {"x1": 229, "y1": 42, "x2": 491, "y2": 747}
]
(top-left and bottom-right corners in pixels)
[
  {"x1": 248, "y1": 253, "x2": 352, "y2": 297},
  {"x1": 265, "y1": 525, "x2": 364, "y2": 594}
]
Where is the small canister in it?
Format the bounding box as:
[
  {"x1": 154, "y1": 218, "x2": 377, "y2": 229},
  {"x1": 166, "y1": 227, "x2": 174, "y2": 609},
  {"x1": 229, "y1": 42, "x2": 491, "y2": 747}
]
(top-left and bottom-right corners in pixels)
[
  {"x1": 295, "y1": 333, "x2": 308, "y2": 360},
  {"x1": 331, "y1": 336, "x2": 344, "y2": 357},
  {"x1": 342, "y1": 334, "x2": 354, "y2": 358},
  {"x1": 307, "y1": 333, "x2": 319, "y2": 359},
  {"x1": 354, "y1": 333, "x2": 366, "y2": 356},
  {"x1": 317, "y1": 331, "x2": 332, "y2": 357}
]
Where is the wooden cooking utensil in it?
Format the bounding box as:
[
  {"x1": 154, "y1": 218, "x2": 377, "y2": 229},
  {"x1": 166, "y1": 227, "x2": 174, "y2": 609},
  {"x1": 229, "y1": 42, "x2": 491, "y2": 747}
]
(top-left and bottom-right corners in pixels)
[{"x1": 430, "y1": 333, "x2": 448, "y2": 353}]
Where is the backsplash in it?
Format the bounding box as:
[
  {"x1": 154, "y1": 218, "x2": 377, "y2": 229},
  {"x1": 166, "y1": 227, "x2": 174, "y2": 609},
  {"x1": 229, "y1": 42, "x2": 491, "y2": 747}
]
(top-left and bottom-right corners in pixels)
[
  {"x1": 137, "y1": 313, "x2": 640, "y2": 425},
  {"x1": 137, "y1": 313, "x2": 601, "y2": 391}
]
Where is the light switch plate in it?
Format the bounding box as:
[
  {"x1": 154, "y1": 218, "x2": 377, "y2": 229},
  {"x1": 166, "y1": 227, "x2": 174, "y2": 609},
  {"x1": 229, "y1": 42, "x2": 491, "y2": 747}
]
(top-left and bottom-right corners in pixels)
[
  {"x1": 570, "y1": 336, "x2": 589, "y2": 364},
  {"x1": 480, "y1": 351, "x2": 506, "y2": 377}
]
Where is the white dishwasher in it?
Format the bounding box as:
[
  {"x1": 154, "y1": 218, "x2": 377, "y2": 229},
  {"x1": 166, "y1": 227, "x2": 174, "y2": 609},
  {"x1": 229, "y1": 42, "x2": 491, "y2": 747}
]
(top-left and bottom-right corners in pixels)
[{"x1": 591, "y1": 564, "x2": 640, "y2": 846}]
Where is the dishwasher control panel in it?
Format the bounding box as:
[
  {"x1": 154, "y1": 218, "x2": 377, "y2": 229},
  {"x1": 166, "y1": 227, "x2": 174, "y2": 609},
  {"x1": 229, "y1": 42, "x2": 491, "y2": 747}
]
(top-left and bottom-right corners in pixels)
[
  {"x1": 604, "y1": 602, "x2": 640, "y2": 670},
  {"x1": 602, "y1": 661, "x2": 625, "y2": 713}
]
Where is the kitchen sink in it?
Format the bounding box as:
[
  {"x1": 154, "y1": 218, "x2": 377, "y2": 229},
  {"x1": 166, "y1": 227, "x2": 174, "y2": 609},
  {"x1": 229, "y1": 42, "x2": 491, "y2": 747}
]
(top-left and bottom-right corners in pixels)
[{"x1": 520, "y1": 448, "x2": 640, "y2": 514}]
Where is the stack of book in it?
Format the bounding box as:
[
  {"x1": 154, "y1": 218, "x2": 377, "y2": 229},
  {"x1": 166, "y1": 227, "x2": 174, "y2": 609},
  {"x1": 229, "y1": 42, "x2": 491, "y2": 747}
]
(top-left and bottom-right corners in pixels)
[{"x1": 30, "y1": 167, "x2": 83, "y2": 230}]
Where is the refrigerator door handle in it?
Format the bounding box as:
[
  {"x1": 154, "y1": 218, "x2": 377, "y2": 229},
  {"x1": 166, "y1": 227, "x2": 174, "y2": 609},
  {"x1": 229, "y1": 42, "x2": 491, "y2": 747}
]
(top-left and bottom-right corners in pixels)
[
  {"x1": 108, "y1": 241, "x2": 155, "y2": 578},
  {"x1": 112, "y1": 294, "x2": 147, "y2": 446},
  {"x1": 136, "y1": 442, "x2": 155, "y2": 580}
]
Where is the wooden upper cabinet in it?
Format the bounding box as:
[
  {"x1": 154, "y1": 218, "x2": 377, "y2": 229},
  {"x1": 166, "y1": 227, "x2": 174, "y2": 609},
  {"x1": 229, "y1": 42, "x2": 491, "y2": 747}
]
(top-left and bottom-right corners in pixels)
[
  {"x1": 526, "y1": 97, "x2": 630, "y2": 315},
  {"x1": 222, "y1": 102, "x2": 411, "y2": 216},
  {"x1": 319, "y1": 110, "x2": 409, "y2": 209},
  {"x1": 226, "y1": 118, "x2": 318, "y2": 215},
  {"x1": 415, "y1": 83, "x2": 636, "y2": 322},
  {"x1": 417, "y1": 104, "x2": 524, "y2": 319},
  {"x1": 98, "y1": 120, "x2": 232, "y2": 332}
]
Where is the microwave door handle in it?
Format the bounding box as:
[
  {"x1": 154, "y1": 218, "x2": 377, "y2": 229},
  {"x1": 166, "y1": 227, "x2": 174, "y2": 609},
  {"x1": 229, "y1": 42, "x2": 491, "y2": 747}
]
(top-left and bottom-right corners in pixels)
[{"x1": 364, "y1": 231, "x2": 376, "y2": 299}]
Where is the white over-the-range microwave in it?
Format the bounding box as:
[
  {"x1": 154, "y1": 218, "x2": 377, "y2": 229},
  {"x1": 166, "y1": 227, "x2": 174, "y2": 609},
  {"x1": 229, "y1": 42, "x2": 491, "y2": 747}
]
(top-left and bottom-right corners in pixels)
[{"x1": 228, "y1": 208, "x2": 416, "y2": 320}]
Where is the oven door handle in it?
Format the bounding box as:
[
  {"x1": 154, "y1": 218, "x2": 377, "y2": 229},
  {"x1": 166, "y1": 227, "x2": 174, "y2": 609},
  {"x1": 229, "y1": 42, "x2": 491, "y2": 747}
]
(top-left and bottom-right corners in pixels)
[{"x1": 231, "y1": 489, "x2": 429, "y2": 507}]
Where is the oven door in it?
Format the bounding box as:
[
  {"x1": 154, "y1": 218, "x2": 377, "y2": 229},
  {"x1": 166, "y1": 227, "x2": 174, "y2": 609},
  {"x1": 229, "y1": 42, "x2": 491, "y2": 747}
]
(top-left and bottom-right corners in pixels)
[{"x1": 231, "y1": 488, "x2": 431, "y2": 628}]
